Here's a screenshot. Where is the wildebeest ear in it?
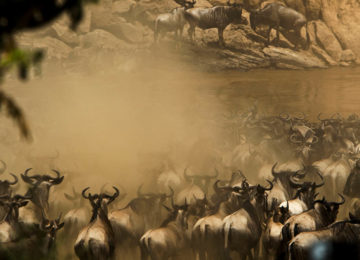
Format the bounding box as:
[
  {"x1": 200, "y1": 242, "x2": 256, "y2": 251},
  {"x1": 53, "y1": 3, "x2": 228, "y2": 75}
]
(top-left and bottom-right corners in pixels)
[
  {"x1": 19, "y1": 201, "x2": 29, "y2": 207},
  {"x1": 57, "y1": 222, "x2": 65, "y2": 230},
  {"x1": 162, "y1": 204, "x2": 172, "y2": 212}
]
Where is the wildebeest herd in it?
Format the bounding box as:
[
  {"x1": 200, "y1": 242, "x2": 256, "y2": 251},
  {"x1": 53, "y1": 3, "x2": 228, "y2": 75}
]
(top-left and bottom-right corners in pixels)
[
  {"x1": 1, "y1": 112, "x2": 360, "y2": 259},
  {"x1": 154, "y1": 0, "x2": 309, "y2": 49}
]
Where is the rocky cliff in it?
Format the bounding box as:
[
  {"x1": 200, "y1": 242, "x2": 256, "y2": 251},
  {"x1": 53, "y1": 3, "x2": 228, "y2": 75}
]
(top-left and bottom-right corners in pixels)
[{"x1": 15, "y1": 0, "x2": 360, "y2": 72}]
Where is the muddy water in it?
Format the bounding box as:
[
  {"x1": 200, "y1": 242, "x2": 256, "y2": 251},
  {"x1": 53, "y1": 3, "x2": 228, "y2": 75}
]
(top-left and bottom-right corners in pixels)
[
  {"x1": 202, "y1": 66, "x2": 360, "y2": 118},
  {"x1": 3, "y1": 64, "x2": 360, "y2": 184}
]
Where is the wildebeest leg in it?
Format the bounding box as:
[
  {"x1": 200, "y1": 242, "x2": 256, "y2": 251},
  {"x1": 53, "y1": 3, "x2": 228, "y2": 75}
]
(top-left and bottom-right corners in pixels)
[
  {"x1": 187, "y1": 25, "x2": 195, "y2": 42},
  {"x1": 179, "y1": 26, "x2": 184, "y2": 41},
  {"x1": 276, "y1": 26, "x2": 280, "y2": 44},
  {"x1": 218, "y1": 27, "x2": 225, "y2": 48},
  {"x1": 266, "y1": 26, "x2": 272, "y2": 46}
]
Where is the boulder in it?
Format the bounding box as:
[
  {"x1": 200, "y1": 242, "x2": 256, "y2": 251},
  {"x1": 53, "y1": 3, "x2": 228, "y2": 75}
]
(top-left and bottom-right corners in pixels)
[
  {"x1": 340, "y1": 49, "x2": 356, "y2": 63},
  {"x1": 311, "y1": 45, "x2": 338, "y2": 66},
  {"x1": 303, "y1": 0, "x2": 321, "y2": 20},
  {"x1": 321, "y1": 0, "x2": 360, "y2": 61},
  {"x1": 52, "y1": 23, "x2": 80, "y2": 47},
  {"x1": 77, "y1": 8, "x2": 92, "y2": 34},
  {"x1": 263, "y1": 46, "x2": 327, "y2": 69},
  {"x1": 194, "y1": 0, "x2": 213, "y2": 7},
  {"x1": 80, "y1": 29, "x2": 131, "y2": 51},
  {"x1": 32, "y1": 37, "x2": 72, "y2": 60},
  {"x1": 283, "y1": 0, "x2": 306, "y2": 15},
  {"x1": 109, "y1": 21, "x2": 144, "y2": 43},
  {"x1": 112, "y1": 0, "x2": 136, "y2": 16},
  {"x1": 314, "y1": 20, "x2": 342, "y2": 61}
]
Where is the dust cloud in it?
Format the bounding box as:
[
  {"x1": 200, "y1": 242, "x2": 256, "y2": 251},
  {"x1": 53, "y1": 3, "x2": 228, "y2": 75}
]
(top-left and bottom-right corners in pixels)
[{"x1": 0, "y1": 49, "x2": 229, "y2": 196}]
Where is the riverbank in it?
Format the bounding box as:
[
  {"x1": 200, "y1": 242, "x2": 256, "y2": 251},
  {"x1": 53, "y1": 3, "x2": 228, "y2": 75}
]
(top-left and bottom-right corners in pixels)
[{"x1": 15, "y1": 0, "x2": 360, "y2": 71}]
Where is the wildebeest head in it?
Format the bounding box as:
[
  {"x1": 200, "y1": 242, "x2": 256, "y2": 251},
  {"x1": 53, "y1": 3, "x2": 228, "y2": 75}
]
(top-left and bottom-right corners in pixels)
[
  {"x1": 0, "y1": 193, "x2": 30, "y2": 222},
  {"x1": 0, "y1": 173, "x2": 18, "y2": 196},
  {"x1": 276, "y1": 201, "x2": 291, "y2": 224},
  {"x1": 226, "y1": 1, "x2": 245, "y2": 24},
  {"x1": 82, "y1": 186, "x2": 119, "y2": 220},
  {"x1": 162, "y1": 198, "x2": 189, "y2": 230},
  {"x1": 271, "y1": 163, "x2": 303, "y2": 196},
  {"x1": 289, "y1": 170, "x2": 324, "y2": 204},
  {"x1": 187, "y1": 195, "x2": 212, "y2": 217},
  {"x1": 21, "y1": 168, "x2": 64, "y2": 217},
  {"x1": 183, "y1": 167, "x2": 218, "y2": 194},
  {"x1": 39, "y1": 214, "x2": 64, "y2": 253},
  {"x1": 313, "y1": 194, "x2": 345, "y2": 222}
]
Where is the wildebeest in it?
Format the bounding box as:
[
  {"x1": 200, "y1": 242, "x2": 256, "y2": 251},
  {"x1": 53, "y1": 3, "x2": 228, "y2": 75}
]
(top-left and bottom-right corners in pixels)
[
  {"x1": 278, "y1": 171, "x2": 324, "y2": 216},
  {"x1": 18, "y1": 168, "x2": 64, "y2": 234},
  {"x1": 185, "y1": 2, "x2": 245, "y2": 47},
  {"x1": 0, "y1": 213, "x2": 64, "y2": 260},
  {"x1": 74, "y1": 186, "x2": 119, "y2": 260},
  {"x1": 266, "y1": 163, "x2": 300, "y2": 210},
  {"x1": 249, "y1": 2, "x2": 310, "y2": 49},
  {"x1": 108, "y1": 185, "x2": 174, "y2": 251},
  {"x1": 0, "y1": 173, "x2": 18, "y2": 196},
  {"x1": 222, "y1": 181, "x2": 272, "y2": 259},
  {"x1": 288, "y1": 215, "x2": 360, "y2": 260},
  {"x1": 263, "y1": 202, "x2": 291, "y2": 260},
  {"x1": 139, "y1": 200, "x2": 189, "y2": 260},
  {"x1": 154, "y1": 0, "x2": 196, "y2": 43},
  {"x1": 191, "y1": 182, "x2": 245, "y2": 260},
  {"x1": 0, "y1": 194, "x2": 30, "y2": 243},
  {"x1": 176, "y1": 168, "x2": 218, "y2": 205},
  {"x1": 282, "y1": 194, "x2": 345, "y2": 243}
]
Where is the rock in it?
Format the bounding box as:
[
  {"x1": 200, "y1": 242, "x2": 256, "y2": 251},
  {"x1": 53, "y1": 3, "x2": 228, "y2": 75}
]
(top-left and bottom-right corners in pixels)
[
  {"x1": 52, "y1": 23, "x2": 80, "y2": 47},
  {"x1": 283, "y1": 0, "x2": 306, "y2": 15},
  {"x1": 340, "y1": 49, "x2": 356, "y2": 63},
  {"x1": 303, "y1": 0, "x2": 321, "y2": 20},
  {"x1": 314, "y1": 20, "x2": 343, "y2": 62},
  {"x1": 91, "y1": 6, "x2": 112, "y2": 29},
  {"x1": 77, "y1": 8, "x2": 92, "y2": 34},
  {"x1": 80, "y1": 29, "x2": 131, "y2": 51},
  {"x1": 113, "y1": 21, "x2": 144, "y2": 43},
  {"x1": 321, "y1": 0, "x2": 360, "y2": 60},
  {"x1": 32, "y1": 37, "x2": 72, "y2": 60},
  {"x1": 275, "y1": 62, "x2": 303, "y2": 70},
  {"x1": 112, "y1": 0, "x2": 136, "y2": 16},
  {"x1": 311, "y1": 45, "x2": 338, "y2": 66},
  {"x1": 263, "y1": 46, "x2": 327, "y2": 69},
  {"x1": 194, "y1": 0, "x2": 213, "y2": 7}
]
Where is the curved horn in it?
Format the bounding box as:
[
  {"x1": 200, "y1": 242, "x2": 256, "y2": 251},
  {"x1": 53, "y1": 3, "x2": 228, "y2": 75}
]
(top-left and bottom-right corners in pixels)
[
  {"x1": 290, "y1": 133, "x2": 303, "y2": 144},
  {"x1": 332, "y1": 193, "x2": 345, "y2": 206},
  {"x1": 50, "y1": 170, "x2": 64, "y2": 184},
  {"x1": 289, "y1": 173, "x2": 303, "y2": 188},
  {"x1": 263, "y1": 179, "x2": 273, "y2": 191},
  {"x1": 279, "y1": 113, "x2": 290, "y2": 120},
  {"x1": 82, "y1": 187, "x2": 90, "y2": 200},
  {"x1": 106, "y1": 186, "x2": 119, "y2": 204},
  {"x1": 21, "y1": 168, "x2": 35, "y2": 184},
  {"x1": 166, "y1": 186, "x2": 174, "y2": 198},
  {"x1": 271, "y1": 163, "x2": 279, "y2": 178},
  {"x1": 7, "y1": 173, "x2": 18, "y2": 185},
  {"x1": 294, "y1": 112, "x2": 305, "y2": 120},
  {"x1": 314, "y1": 171, "x2": 325, "y2": 188},
  {"x1": 317, "y1": 113, "x2": 326, "y2": 121},
  {"x1": 213, "y1": 180, "x2": 221, "y2": 194},
  {"x1": 0, "y1": 160, "x2": 6, "y2": 174}
]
